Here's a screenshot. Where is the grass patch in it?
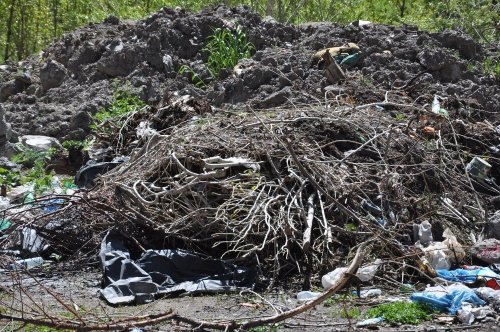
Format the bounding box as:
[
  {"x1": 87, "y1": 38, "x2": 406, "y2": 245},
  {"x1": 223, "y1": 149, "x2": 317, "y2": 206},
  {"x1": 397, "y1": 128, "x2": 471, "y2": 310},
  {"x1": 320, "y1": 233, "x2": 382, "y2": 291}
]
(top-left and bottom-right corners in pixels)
[
  {"x1": 204, "y1": 26, "x2": 254, "y2": 78},
  {"x1": 366, "y1": 301, "x2": 432, "y2": 325},
  {"x1": 90, "y1": 87, "x2": 145, "y2": 136}
]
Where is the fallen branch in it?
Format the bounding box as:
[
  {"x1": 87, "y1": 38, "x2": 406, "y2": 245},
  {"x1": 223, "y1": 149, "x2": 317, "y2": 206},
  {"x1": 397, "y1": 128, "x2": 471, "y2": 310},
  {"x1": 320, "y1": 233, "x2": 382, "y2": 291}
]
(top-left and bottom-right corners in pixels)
[{"x1": 171, "y1": 241, "x2": 368, "y2": 330}]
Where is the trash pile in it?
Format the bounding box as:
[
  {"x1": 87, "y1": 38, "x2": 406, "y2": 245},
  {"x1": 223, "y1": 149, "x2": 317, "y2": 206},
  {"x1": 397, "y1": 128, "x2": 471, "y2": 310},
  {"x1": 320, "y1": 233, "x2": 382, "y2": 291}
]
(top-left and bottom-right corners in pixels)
[{"x1": 0, "y1": 4, "x2": 499, "y2": 329}]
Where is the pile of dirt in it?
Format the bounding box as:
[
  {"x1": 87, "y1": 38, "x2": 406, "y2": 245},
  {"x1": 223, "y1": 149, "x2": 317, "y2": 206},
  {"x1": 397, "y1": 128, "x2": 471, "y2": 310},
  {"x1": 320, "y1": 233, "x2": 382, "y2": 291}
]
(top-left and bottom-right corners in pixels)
[
  {"x1": 0, "y1": 5, "x2": 498, "y2": 142},
  {"x1": 2, "y1": 5, "x2": 500, "y2": 331}
]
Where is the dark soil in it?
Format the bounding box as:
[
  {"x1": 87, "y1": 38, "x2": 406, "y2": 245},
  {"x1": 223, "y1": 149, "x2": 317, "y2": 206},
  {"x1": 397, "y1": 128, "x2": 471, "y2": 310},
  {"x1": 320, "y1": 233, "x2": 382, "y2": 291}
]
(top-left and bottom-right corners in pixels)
[{"x1": 0, "y1": 5, "x2": 498, "y2": 142}]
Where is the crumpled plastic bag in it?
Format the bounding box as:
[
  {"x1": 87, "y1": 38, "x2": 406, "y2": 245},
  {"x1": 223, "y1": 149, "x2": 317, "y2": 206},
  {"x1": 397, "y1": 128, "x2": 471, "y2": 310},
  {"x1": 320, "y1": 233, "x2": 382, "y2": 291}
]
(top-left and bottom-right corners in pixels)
[
  {"x1": 437, "y1": 267, "x2": 500, "y2": 284},
  {"x1": 410, "y1": 284, "x2": 485, "y2": 315},
  {"x1": 322, "y1": 259, "x2": 383, "y2": 288},
  {"x1": 417, "y1": 228, "x2": 465, "y2": 271},
  {"x1": 457, "y1": 303, "x2": 494, "y2": 324}
]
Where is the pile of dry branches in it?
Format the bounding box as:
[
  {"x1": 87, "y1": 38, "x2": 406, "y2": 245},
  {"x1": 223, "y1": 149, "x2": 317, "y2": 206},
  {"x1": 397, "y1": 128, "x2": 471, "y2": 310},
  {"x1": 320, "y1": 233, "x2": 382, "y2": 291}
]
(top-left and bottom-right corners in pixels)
[{"x1": 89, "y1": 93, "x2": 494, "y2": 279}]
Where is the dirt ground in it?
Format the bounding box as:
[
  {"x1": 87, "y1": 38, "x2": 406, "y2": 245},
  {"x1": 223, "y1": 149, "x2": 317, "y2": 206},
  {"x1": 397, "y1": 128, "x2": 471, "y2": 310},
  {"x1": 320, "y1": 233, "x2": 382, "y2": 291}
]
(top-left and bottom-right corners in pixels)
[{"x1": 1, "y1": 268, "x2": 499, "y2": 331}]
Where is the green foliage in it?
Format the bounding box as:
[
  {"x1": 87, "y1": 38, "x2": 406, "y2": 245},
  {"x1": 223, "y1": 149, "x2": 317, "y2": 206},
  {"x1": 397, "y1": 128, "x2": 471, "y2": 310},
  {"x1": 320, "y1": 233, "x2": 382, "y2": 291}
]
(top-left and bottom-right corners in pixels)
[
  {"x1": 204, "y1": 26, "x2": 254, "y2": 78},
  {"x1": 179, "y1": 64, "x2": 206, "y2": 87},
  {"x1": 340, "y1": 306, "x2": 361, "y2": 319},
  {"x1": 90, "y1": 87, "x2": 145, "y2": 135},
  {"x1": 0, "y1": 167, "x2": 20, "y2": 188},
  {"x1": 11, "y1": 148, "x2": 55, "y2": 168},
  {"x1": 23, "y1": 161, "x2": 55, "y2": 195},
  {"x1": 482, "y1": 58, "x2": 500, "y2": 79},
  {"x1": 248, "y1": 324, "x2": 281, "y2": 332},
  {"x1": 366, "y1": 301, "x2": 432, "y2": 325},
  {"x1": 62, "y1": 140, "x2": 84, "y2": 150}
]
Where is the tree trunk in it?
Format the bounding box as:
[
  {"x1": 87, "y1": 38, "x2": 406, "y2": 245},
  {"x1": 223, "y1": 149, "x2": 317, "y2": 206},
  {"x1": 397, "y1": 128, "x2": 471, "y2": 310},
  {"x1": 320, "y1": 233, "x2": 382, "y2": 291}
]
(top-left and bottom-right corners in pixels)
[
  {"x1": 265, "y1": 0, "x2": 274, "y2": 17},
  {"x1": 4, "y1": 0, "x2": 16, "y2": 61}
]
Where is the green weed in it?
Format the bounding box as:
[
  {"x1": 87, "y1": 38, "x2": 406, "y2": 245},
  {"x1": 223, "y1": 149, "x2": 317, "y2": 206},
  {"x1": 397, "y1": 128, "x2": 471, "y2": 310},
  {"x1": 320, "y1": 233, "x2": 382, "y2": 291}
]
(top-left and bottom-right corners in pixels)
[
  {"x1": 394, "y1": 113, "x2": 405, "y2": 121},
  {"x1": 62, "y1": 139, "x2": 89, "y2": 151},
  {"x1": 248, "y1": 323, "x2": 281, "y2": 331},
  {"x1": 0, "y1": 167, "x2": 21, "y2": 189},
  {"x1": 23, "y1": 161, "x2": 55, "y2": 195},
  {"x1": 11, "y1": 148, "x2": 55, "y2": 168},
  {"x1": 482, "y1": 58, "x2": 500, "y2": 79},
  {"x1": 204, "y1": 26, "x2": 254, "y2": 78},
  {"x1": 366, "y1": 301, "x2": 432, "y2": 325},
  {"x1": 340, "y1": 307, "x2": 361, "y2": 319},
  {"x1": 90, "y1": 88, "x2": 145, "y2": 135},
  {"x1": 178, "y1": 65, "x2": 206, "y2": 88}
]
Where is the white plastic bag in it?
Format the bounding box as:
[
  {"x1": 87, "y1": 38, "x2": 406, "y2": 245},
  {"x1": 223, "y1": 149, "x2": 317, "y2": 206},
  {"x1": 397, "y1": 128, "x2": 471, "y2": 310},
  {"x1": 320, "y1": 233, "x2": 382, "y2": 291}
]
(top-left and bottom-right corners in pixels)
[{"x1": 357, "y1": 259, "x2": 383, "y2": 282}]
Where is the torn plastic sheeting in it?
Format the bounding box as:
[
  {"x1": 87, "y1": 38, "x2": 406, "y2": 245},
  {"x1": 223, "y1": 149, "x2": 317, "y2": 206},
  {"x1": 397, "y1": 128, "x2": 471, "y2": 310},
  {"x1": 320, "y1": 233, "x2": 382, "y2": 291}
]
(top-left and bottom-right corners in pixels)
[
  {"x1": 437, "y1": 267, "x2": 500, "y2": 284},
  {"x1": 410, "y1": 284, "x2": 485, "y2": 315},
  {"x1": 99, "y1": 232, "x2": 256, "y2": 305},
  {"x1": 75, "y1": 156, "x2": 129, "y2": 188}
]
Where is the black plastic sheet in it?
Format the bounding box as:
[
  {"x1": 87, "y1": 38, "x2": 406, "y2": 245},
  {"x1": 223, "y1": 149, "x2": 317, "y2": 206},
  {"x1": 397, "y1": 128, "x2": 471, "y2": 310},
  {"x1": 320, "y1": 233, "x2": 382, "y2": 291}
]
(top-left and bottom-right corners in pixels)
[{"x1": 99, "y1": 232, "x2": 256, "y2": 305}]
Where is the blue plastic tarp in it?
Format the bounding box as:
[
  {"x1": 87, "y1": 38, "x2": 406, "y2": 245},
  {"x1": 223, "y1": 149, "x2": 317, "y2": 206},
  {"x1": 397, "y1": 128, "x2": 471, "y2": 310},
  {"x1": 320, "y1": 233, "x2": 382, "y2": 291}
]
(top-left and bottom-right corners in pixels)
[
  {"x1": 411, "y1": 285, "x2": 485, "y2": 315},
  {"x1": 437, "y1": 268, "x2": 500, "y2": 283}
]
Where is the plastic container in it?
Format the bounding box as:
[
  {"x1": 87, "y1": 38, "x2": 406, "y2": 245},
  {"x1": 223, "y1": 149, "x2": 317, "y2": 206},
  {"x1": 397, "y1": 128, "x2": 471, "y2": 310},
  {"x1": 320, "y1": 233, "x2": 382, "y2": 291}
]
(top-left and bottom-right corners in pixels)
[
  {"x1": 9, "y1": 257, "x2": 44, "y2": 270},
  {"x1": 297, "y1": 291, "x2": 322, "y2": 301}
]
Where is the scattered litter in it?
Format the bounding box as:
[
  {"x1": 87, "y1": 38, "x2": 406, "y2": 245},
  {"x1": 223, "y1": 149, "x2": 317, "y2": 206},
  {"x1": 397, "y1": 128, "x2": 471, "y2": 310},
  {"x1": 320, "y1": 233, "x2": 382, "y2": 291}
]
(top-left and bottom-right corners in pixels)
[
  {"x1": 472, "y1": 239, "x2": 500, "y2": 264},
  {"x1": 75, "y1": 156, "x2": 129, "y2": 188},
  {"x1": 457, "y1": 303, "x2": 494, "y2": 324},
  {"x1": 322, "y1": 259, "x2": 382, "y2": 289},
  {"x1": 8, "y1": 257, "x2": 44, "y2": 270},
  {"x1": 297, "y1": 291, "x2": 321, "y2": 301},
  {"x1": 466, "y1": 157, "x2": 492, "y2": 182},
  {"x1": 21, "y1": 228, "x2": 47, "y2": 253},
  {"x1": 411, "y1": 284, "x2": 485, "y2": 315},
  {"x1": 437, "y1": 267, "x2": 500, "y2": 284},
  {"x1": 0, "y1": 218, "x2": 11, "y2": 231},
  {"x1": 99, "y1": 232, "x2": 256, "y2": 305},
  {"x1": 358, "y1": 288, "x2": 382, "y2": 298},
  {"x1": 356, "y1": 317, "x2": 384, "y2": 327},
  {"x1": 417, "y1": 228, "x2": 465, "y2": 272}
]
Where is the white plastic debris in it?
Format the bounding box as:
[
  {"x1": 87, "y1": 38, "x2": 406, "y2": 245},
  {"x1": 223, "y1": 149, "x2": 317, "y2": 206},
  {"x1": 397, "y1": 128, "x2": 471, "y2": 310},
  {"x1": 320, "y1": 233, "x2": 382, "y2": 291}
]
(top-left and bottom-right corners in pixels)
[
  {"x1": 417, "y1": 220, "x2": 433, "y2": 246},
  {"x1": 418, "y1": 228, "x2": 465, "y2": 271},
  {"x1": 466, "y1": 157, "x2": 492, "y2": 181},
  {"x1": 356, "y1": 317, "x2": 384, "y2": 327},
  {"x1": 457, "y1": 303, "x2": 494, "y2": 325},
  {"x1": 322, "y1": 267, "x2": 347, "y2": 289},
  {"x1": 432, "y1": 95, "x2": 441, "y2": 114},
  {"x1": 322, "y1": 259, "x2": 383, "y2": 288},
  {"x1": 296, "y1": 291, "x2": 321, "y2": 302},
  {"x1": 475, "y1": 287, "x2": 500, "y2": 308},
  {"x1": 357, "y1": 259, "x2": 383, "y2": 282},
  {"x1": 9, "y1": 257, "x2": 44, "y2": 270},
  {"x1": 359, "y1": 288, "x2": 382, "y2": 298}
]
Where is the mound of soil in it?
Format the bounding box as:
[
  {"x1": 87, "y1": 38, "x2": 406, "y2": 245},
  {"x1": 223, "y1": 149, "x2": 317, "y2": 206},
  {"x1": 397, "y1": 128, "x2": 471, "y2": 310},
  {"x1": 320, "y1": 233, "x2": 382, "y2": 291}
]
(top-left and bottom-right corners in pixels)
[{"x1": 0, "y1": 5, "x2": 498, "y2": 143}]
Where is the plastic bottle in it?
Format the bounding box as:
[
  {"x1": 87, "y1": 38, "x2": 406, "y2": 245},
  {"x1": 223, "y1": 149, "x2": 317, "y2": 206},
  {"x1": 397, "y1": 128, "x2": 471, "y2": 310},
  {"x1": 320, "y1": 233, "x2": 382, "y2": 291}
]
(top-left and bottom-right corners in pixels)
[
  {"x1": 297, "y1": 291, "x2": 322, "y2": 301},
  {"x1": 9, "y1": 257, "x2": 44, "y2": 270}
]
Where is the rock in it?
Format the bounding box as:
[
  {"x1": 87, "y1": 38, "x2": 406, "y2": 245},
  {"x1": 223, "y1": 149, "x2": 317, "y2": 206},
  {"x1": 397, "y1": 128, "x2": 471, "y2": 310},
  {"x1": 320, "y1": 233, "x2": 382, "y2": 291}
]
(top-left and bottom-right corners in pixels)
[
  {"x1": 20, "y1": 135, "x2": 62, "y2": 152},
  {"x1": 40, "y1": 60, "x2": 67, "y2": 91},
  {"x1": 243, "y1": 66, "x2": 274, "y2": 90},
  {"x1": 104, "y1": 15, "x2": 120, "y2": 25},
  {"x1": 0, "y1": 105, "x2": 17, "y2": 157},
  {"x1": 257, "y1": 86, "x2": 291, "y2": 108},
  {"x1": 0, "y1": 157, "x2": 20, "y2": 171},
  {"x1": 434, "y1": 30, "x2": 482, "y2": 60},
  {"x1": 96, "y1": 46, "x2": 139, "y2": 77},
  {"x1": 70, "y1": 110, "x2": 92, "y2": 130},
  {"x1": 471, "y1": 238, "x2": 500, "y2": 264},
  {"x1": 0, "y1": 77, "x2": 30, "y2": 102},
  {"x1": 417, "y1": 48, "x2": 449, "y2": 71},
  {"x1": 486, "y1": 211, "x2": 500, "y2": 240}
]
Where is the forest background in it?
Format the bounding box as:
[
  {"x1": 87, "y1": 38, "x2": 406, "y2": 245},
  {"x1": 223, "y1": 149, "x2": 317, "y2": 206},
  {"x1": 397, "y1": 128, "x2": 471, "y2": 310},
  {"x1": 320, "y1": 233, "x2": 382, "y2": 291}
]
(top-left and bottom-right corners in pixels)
[{"x1": 0, "y1": 0, "x2": 498, "y2": 64}]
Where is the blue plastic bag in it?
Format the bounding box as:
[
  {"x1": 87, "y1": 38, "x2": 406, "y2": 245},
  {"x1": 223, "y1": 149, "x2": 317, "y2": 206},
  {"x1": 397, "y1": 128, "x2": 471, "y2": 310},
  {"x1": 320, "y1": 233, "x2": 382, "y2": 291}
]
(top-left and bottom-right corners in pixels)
[
  {"x1": 411, "y1": 286, "x2": 485, "y2": 315},
  {"x1": 437, "y1": 268, "x2": 500, "y2": 283}
]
